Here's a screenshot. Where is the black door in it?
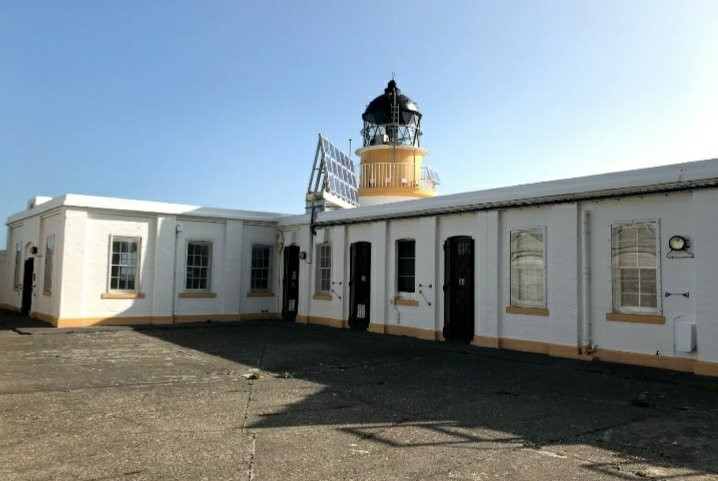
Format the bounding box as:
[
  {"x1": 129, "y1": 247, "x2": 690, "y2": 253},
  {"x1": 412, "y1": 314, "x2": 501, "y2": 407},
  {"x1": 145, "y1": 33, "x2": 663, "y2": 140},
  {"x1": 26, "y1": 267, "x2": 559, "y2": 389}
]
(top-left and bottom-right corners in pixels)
[
  {"x1": 349, "y1": 241, "x2": 371, "y2": 330},
  {"x1": 21, "y1": 257, "x2": 34, "y2": 316},
  {"x1": 282, "y1": 245, "x2": 300, "y2": 321},
  {"x1": 443, "y1": 236, "x2": 475, "y2": 342}
]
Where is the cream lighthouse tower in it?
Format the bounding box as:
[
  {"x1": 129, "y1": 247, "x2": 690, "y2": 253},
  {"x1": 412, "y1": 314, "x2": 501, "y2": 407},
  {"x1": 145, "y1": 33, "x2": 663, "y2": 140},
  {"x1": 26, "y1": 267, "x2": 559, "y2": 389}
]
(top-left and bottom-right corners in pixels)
[{"x1": 357, "y1": 80, "x2": 439, "y2": 206}]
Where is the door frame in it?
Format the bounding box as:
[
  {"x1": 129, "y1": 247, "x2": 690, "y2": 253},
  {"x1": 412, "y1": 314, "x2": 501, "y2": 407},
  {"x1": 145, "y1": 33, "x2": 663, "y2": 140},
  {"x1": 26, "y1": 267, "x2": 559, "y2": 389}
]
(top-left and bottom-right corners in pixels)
[
  {"x1": 282, "y1": 245, "x2": 300, "y2": 321},
  {"x1": 348, "y1": 241, "x2": 371, "y2": 330},
  {"x1": 21, "y1": 257, "x2": 35, "y2": 316},
  {"x1": 443, "y1": 235, "x2": 475, "y2": 341}
]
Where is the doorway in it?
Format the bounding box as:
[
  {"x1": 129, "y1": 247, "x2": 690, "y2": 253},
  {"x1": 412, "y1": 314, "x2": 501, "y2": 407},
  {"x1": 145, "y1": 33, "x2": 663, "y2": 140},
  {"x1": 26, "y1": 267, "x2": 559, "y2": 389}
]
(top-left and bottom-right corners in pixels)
[
  {"x1": 443, "y1": 236, "x2": 474, "y2": 342},
  {"x1": 282, "y1": 245, "x2": 300, "y2": 321},
  {"x1": 349, "y1": 241, "x2": 371, "y2": 330},
  {"x1": 21, "y1": 257, "x2": 34, "y2": 316}
]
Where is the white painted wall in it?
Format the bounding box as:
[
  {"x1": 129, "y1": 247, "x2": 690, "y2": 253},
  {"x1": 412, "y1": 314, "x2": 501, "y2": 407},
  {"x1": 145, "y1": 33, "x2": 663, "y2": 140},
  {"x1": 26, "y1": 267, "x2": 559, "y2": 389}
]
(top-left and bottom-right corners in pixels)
[
  {"x1": 5, "y1": 185, "x2": 718, "y2": 370},
  {"x1": 52, "y1": 209, "x2": 281, "y2": 322},
  {"x1": 292, "y1": 189, "x2": 718, "y2": 368},
  {"x1": 0, "y1": 251, "x2": 7, "y2": 306},
  {"x1": 239, "y1": 223, "x2": 280, "y2": 315},
  {"x1": 385, "y1": 218, "x2": 435, "y2": 331},
  {"x1": 4, "y1": 208, "x2": 65, "y2": 319},
  {"x1": 692, "y1": 189, "x2": 718, "y2": 363},
  {"x1": 293, "y1": 224, "x2": 347, "y2": 322},
  {"x1": 585, "y1": 192, "x2": 696, "y2": 357},
  {"x1": 61, "y1": 210, "x2": 154, "y2": 319},
  {"x1": 31, "y1": 211, "x2": 65, "y2": 320},
  {"x1": 498, "y1": 204, "x2": 578, "y2": 347}
]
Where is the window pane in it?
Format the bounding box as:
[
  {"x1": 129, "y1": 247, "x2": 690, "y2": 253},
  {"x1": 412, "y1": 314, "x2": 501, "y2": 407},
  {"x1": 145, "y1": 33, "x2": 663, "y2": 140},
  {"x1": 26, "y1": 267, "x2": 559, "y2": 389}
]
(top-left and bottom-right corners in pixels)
[
  {"x1": 316, "y1": 244, "x2": 332, "y2": 293},
  {"x1": 619, "y1": 268, "x2": 639, "y2": 293},
  {"x1": 398, "y1": 276, "x2": 414, "y2": 292},
  {"x1": 510, "y1": 230, "x2": 545, "y2": 307},
  {"x1": 109, "y1": 238, "x2": 139, "y2": 291},
  {"x1": 621, "y1": 291, "x2": 639, "y2": 307},
  {"x1": 639, "y1": 268, "x2": 657, "y2": 298},
  {"x1": 640, "y1": 293, "x2": 657, "y2": 308},
  {"x1": 397, "y1": 240, "x2": 415, "y2": 293},
  {"x1": 399, "y1": 258, "x2": 414, "y2": 276},
  {"x1": 612, "y1": 223, "x2": 659, "y2": 311},
  {"x1": 251, "y1": 246, "x2": 271, "y2": 291},
  {"x1": 185, "y1": 242, "x2": 211, "y2": 290}
]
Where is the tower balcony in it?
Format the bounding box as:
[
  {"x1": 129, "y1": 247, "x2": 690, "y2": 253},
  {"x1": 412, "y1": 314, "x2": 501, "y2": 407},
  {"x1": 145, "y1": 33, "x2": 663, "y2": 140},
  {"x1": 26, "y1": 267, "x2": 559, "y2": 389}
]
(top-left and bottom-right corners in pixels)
[{"x1": 358, "y1": 162, "x2": 439, "y2": 199}]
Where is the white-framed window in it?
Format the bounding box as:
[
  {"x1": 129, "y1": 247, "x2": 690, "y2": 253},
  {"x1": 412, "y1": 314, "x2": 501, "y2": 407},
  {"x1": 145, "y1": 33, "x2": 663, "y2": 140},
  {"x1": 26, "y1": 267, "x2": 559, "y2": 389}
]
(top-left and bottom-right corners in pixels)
[
  {"x1": 185, "y1": 241, "x2": 212, "y2": 290},
  {"x1": 510, "y1": 228, "x2": 546, "y2": 308},
  {"x1": 13, "y1": 241, "x2": 22, "y2": 289},
  {"x1": 43, "y1": 234, "x2": 55, "y2": 294},
  {"x1": 611, "y1": 221, "x2": 660, "y2": 314},
  {"x1": 397, "y1": 239, "x2": 416, "y2": 294},
  {"x1": 316, "y1": 243, "x2": 332, "y2": 293},
  {"x1": 108, "y1": 236, "x2": 140, "y2": 292},
  {"x1": 251, "y1": 244, "x2": 272, "y2": 291}
]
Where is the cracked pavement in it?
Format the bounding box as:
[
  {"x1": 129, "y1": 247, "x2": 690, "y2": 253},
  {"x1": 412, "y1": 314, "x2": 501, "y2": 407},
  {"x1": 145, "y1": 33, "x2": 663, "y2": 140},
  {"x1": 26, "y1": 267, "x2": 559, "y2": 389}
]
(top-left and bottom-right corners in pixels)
[{"x1": 1, "y1": 315, "x2": 717, "y2": 480}]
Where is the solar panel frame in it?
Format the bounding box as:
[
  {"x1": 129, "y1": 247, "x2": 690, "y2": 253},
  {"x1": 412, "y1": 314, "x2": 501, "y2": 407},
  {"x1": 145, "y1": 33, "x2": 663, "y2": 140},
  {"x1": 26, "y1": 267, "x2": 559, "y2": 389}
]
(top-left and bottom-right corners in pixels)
[{"x1": 319, "y1": 135, "x2": 359, "y2": 206}]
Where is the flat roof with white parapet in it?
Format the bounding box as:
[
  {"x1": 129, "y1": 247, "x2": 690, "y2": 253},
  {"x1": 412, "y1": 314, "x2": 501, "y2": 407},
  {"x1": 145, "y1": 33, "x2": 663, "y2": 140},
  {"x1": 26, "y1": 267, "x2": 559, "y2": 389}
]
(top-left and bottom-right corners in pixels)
[{"x1": 6, "y1": 193, "x2": 290, "y2": 226}]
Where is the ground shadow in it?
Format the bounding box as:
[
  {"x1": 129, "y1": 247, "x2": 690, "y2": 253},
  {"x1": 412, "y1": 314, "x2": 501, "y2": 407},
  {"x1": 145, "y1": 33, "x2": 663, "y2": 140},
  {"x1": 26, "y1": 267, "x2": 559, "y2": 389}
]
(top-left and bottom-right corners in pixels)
[
  {"x1": 133, "y1": 319, "x2": 718, "y2": 477},
  {"x1": 0, "y1": 309, "x2": 53, "y2": 330}
]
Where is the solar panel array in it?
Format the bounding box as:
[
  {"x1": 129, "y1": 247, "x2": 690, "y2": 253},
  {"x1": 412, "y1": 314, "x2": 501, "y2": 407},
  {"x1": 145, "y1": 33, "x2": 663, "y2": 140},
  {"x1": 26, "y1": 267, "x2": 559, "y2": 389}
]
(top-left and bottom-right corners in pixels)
[{"x1": 322, "y1": 137, "x2": 359, "y2": 205}]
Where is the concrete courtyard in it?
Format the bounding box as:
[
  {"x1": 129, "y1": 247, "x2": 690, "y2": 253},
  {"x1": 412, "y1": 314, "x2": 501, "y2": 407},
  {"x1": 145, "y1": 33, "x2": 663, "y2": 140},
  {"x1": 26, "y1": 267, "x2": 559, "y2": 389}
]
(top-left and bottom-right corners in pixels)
[{"x1": 1, "y1": 312, "x2": 717, "y2": 480}]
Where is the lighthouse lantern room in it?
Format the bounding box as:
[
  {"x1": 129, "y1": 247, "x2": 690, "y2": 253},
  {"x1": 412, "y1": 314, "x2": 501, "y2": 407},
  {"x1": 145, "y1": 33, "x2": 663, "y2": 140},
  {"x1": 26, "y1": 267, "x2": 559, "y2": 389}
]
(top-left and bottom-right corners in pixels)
[{"x1": 357, "y1": 80, "x2": 439, "y2": 206}]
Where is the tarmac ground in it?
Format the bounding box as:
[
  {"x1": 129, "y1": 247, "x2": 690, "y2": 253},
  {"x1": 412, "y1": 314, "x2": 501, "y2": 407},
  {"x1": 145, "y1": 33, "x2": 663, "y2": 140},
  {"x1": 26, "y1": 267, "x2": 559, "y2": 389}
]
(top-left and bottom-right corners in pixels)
[{"x1": 1, "y1": 311, "x2": 717, "y2": 480}]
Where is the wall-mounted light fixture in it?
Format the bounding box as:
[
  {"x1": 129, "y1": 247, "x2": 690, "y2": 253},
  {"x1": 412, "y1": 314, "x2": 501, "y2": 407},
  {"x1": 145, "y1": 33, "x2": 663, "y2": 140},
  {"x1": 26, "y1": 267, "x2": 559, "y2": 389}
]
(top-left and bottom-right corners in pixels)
[
  {"x1": 667, "y1": 235, "x2": 693, "y2": 258},
  {"x1": 669, "y1": 235, "x2": 687, "y2": 251}
]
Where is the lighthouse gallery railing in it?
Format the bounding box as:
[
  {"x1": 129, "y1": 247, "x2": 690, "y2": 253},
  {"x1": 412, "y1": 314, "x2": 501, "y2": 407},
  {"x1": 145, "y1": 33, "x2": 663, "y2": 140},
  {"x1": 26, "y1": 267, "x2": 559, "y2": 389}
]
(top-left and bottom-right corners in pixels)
[{"x1": 357, "y1": 163, "x2": 439, "y2": 191}]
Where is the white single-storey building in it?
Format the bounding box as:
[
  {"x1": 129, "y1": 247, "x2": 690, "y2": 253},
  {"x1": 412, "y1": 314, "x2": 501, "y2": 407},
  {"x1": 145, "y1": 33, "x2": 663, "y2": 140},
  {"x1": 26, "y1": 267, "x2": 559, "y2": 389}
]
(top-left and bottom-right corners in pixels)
[{"x1": 2, "y1": 81, "x2": 717, "y2": 377}]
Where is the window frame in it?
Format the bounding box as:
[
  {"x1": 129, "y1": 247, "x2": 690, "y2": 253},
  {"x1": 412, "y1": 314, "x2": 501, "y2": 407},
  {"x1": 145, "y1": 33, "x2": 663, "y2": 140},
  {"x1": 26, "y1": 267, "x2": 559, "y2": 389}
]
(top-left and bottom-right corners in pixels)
[
  {"x1": 315, "y1": 243, "x2": 332, "y2": 294},
  {"x1": 610, "y1": 219, "x2": 661, "y2": 315},
  {"x1": 185, "y1": 240, "x2": 213, "y2": 291},
  {"x1": 509, "y1": 227, "x2": 547, "y2": 309},
  {"x1": 250, "y1": 244, "x2": 273, "y2": 292},
  {"x1": 396, "y1": 238, "x2": 416, "y2": 295},
  {"x1": 13, "y1": 241, "x2": 22, "y2": 290},
  {"x1": 106, "y1": 236, "x2": 141, "y2": 293},
  {"x1": 43, "y1": 234, "x2": 55, "y2": 295}
]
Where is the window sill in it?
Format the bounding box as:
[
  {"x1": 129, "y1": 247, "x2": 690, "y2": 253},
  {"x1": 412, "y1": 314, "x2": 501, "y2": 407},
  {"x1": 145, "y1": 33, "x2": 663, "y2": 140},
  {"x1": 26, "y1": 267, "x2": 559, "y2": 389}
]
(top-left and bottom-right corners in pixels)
[
  {"x1": 102, "y1": 292, "x2": 145, "y2": 300},
  {"x1": 505, "y1": 306, "x2": 549, "y2": 316},
  {"x1": 313, "y1": 293, "x2": 332, "y2": 301},
  {"x1": 392, "y1": 298, "x2": 419, "y2": 307},
  {"x1": 247, "y1": 291, "x2": 275, "y2": 298},
  {"x1": 42, "y1": 291, "x2": 51, "y2": 297},
  {"x1": 179, "y1": 291, "x2": 217, "y2": 299},
  {"x1": 606, "y1": 312, "x2": 665, "y2": 324}
]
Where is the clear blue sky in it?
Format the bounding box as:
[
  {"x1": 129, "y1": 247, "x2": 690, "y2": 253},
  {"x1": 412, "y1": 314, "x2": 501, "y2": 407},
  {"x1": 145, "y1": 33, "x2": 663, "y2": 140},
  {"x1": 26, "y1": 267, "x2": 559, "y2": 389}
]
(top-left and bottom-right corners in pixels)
[{"x1": 2, "y1": 1, "x2": 718, "y2": 247}]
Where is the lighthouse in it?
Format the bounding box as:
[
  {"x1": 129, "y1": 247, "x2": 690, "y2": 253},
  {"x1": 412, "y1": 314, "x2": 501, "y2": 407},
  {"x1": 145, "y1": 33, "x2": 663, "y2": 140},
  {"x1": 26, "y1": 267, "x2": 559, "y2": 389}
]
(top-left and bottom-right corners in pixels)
[{"x1": 357, "y1": 80, "x2": 439, "y2": 206}]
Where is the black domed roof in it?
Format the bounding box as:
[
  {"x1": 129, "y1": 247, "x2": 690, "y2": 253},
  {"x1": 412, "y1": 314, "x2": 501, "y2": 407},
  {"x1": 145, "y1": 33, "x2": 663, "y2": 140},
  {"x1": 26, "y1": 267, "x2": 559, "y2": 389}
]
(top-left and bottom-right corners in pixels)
[{"x1": 362, "y1": 80, "x2": 422, "y2": 126}]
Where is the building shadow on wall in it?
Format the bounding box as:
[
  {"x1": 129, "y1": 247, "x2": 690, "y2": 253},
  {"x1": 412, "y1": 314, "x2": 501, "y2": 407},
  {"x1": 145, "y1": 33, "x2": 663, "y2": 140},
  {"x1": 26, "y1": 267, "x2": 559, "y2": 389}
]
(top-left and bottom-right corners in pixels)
[{"x1": 137, "y1": 319, "x2": 718, "y2": 477}]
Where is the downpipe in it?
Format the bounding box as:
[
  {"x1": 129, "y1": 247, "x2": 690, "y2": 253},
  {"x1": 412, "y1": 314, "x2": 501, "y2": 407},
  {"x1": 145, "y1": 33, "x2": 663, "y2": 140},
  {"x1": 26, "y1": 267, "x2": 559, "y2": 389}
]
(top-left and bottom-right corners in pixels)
[{"x1": 580, "y1": 210, "x2": 594, "y2": 353}]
